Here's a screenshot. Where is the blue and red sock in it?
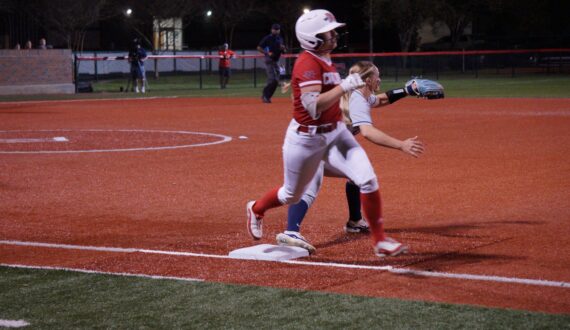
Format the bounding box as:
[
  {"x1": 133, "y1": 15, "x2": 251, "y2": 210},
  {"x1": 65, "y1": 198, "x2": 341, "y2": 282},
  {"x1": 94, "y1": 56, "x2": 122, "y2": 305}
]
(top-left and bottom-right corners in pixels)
[{"x1": 286, "y1": 200, "x2": 309, "y2": 232}]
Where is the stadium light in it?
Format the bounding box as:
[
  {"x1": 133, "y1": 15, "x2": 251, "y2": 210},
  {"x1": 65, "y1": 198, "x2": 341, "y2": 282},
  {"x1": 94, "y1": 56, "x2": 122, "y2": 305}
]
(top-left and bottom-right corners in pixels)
[
  {"x1": 206, "y1": 10, "x2": 212, "y2": 17},
  {"x1": 125, "y1": 8, "x2": 133, "y2": 17},
  {"x1": 303, "y1": 8, "x2": 310, "y2": 14}
]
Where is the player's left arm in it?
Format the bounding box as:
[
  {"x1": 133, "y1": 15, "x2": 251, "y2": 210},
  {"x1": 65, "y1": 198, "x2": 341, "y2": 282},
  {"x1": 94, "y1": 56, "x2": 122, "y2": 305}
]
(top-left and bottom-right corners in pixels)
[
  {"x1": 298, "y1": 64, "x2": 362, "y2": 119},
  {"x1": 300, "y1": 84, "x2": 345, "y2": 114},
  {"x1": 306, "y1": 73, "x2": 364, "y2": 114},
  {"x1": 368, "y1": 93, "x2": 390, "y2": 108},
  {"x1": 370, "y1": 79, "x2": 444, "y2": 108},
  {"x1": 369, "y1": 87, "x2": 409, "y2": 108}
]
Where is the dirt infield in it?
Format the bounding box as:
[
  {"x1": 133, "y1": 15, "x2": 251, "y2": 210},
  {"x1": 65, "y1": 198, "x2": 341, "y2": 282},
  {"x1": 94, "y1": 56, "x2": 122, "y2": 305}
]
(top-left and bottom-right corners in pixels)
[{"x1": 1, "y1": 96, "x2": 569, "y2": 314}]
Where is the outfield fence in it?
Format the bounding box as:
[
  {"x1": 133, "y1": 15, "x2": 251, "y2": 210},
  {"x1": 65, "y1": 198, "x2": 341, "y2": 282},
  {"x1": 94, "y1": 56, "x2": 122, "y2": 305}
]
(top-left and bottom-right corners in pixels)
[{"x1": 74, "y1": 48, "x2": 570, "y2": 92}]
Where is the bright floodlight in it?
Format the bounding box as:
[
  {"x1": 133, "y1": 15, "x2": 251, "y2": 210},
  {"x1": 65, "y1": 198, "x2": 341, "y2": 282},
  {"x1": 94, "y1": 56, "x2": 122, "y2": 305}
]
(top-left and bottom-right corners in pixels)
[
  {"x1": 303, "y1": 8, "x2": 310, "y2": 14},
  {"x1": 125, "y1": 8, "x2": 132, "y2": 16},
  {"x1": 206, "y1": 10, "x2": 212, "y2": 17}
]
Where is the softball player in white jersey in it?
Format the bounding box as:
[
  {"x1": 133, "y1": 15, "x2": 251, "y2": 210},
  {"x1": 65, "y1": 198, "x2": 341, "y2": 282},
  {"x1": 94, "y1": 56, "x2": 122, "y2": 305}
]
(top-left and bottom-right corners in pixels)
[
  {"x1": 277, "y1": 61, "x2": 425, "y2": 254},
  {"x1": 246, "y1": 9, "x2": 407, "y2": 258}
]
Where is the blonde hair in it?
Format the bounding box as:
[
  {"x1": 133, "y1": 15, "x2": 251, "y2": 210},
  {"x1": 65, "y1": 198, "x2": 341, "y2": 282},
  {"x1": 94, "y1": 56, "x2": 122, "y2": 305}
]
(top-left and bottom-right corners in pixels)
[{"x1": 340, "y1": 61, "x2": 378, "y2": 126}]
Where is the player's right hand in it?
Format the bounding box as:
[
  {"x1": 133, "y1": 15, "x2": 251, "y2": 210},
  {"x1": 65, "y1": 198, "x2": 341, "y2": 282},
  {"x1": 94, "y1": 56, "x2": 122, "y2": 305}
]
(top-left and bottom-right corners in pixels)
[
  {"x1": 340, "y1": 73, "x2": 365, "y2": 92},
  {"x1": 400, "y1": 136, "x2": 425, "y2": 158}
]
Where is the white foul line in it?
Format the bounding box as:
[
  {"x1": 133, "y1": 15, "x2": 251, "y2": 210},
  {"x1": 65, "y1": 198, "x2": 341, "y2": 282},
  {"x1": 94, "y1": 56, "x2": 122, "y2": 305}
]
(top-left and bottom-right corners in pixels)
[
  {"x1": 0, "y1": 319, "x2": 29, "y2": 328},
  {"x1": 0, "y1": 263, "x2": 202, "y2": 283},
  {"x1": 1, "y1": 240, "x2": 568, "y2": 289},
  {"x1": 0, "y1": 95, "x2": 180, "y2": 106},
  {"x1": 0, "y1": 136, "x2": 68, "y2": 143}
]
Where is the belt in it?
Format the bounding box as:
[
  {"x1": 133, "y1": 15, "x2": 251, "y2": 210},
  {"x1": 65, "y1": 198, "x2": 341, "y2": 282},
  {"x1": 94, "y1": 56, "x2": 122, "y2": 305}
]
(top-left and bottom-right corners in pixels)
[{"x1": 297, "y1": 122, "x2": 337, "y2": 134}]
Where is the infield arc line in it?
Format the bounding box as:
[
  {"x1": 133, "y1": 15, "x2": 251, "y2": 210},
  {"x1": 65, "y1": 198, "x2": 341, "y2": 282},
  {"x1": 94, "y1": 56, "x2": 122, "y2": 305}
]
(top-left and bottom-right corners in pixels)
[
  {"x1": 1, "y1": 240, "x2": 569, "y2": 289},
  {"x1": 0, "y1": 129, "x2": 232, "y2": 154}
]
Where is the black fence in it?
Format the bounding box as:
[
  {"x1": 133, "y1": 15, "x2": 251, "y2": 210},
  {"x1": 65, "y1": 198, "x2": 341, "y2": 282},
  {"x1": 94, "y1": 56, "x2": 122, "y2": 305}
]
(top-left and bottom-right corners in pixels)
[{"x1": 74, "y1": 48, "x2": 570, "y2": 92}]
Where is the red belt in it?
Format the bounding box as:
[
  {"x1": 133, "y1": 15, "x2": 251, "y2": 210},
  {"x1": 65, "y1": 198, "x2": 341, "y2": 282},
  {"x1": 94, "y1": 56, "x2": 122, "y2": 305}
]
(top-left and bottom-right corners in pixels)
[{"x1": 297, "y1": 122, "x2": 337, "y2": 134}]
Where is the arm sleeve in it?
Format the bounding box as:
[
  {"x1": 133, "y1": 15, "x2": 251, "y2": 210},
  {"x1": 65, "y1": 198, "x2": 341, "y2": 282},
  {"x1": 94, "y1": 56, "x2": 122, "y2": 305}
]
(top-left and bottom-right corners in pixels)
[{"x1": 349, "y1": 92, "x2": 373, "y2": 128}]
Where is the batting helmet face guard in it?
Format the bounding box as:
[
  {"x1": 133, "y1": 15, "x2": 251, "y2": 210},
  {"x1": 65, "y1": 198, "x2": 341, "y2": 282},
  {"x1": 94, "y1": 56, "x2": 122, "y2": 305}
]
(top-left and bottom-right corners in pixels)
[{"x1": 295, "y1": 9, "x2": 345, "y2": 51}]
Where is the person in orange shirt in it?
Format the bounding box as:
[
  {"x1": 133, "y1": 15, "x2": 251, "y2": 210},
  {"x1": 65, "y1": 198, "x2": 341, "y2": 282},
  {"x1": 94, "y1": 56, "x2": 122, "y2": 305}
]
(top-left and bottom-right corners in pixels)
[{"x1": 218, "y1": 43, "x2": 235, "y2": 89}]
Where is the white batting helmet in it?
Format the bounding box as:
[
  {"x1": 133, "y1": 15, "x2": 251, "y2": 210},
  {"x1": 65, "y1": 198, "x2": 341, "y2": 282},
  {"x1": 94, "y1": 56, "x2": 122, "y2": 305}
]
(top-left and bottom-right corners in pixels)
[{"x1": 295, "y1": 9, "x2": 345, "y2": 51}]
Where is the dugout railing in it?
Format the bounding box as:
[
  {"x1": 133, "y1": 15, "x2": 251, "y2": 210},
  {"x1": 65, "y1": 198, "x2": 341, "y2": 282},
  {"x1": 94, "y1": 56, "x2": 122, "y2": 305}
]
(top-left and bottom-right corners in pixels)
[{"x1": 74, "y1": 48, "x2": 570, "y2": 93}]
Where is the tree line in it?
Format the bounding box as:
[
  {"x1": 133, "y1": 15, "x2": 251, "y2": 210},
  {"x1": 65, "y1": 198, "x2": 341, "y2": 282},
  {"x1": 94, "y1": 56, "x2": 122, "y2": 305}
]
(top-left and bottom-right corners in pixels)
[{"x1": 0, "y1": 0, "x2": 568, "y2": 52}]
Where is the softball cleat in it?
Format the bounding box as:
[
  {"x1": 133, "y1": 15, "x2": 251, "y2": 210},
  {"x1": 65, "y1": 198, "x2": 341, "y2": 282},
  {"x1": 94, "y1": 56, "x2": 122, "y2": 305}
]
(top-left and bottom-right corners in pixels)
[
  {"x1": 374, "y1": 237, "x2": 408, "y2": 258},
  {"x1": 344, "y1": 219, "x2": 370, "y2": 233},
  {"x1": 246, "y1": 200, "x2": 263, "y2": 240},
  {"x1": 276, "y1": 231, "x2": 316, "y2": 254}
]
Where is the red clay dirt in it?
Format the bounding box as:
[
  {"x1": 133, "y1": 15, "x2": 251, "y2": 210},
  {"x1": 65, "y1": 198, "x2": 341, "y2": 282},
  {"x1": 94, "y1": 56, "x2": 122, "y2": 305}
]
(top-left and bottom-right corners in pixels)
[{"x1": 1, "y1": 96, "x2": 569, "y2": 314}]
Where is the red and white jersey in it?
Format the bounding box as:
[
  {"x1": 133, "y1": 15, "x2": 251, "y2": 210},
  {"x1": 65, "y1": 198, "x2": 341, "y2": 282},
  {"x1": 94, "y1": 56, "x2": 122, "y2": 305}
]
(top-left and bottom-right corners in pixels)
[
  {"x1": 218, "y1": 49, "x2": 235, "y2": 68},
  {"x1": 291, "y1": 51, "x2": 342, "y2": 126}
]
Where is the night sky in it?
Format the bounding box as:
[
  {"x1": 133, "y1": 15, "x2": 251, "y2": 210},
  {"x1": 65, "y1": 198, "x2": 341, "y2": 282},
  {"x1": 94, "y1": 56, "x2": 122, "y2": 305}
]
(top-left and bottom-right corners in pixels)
[
  {"x1": 100, "y1": 2, "x2": 381, "y2": 52},
  {"x1": 2, "y1": 0, "x2": 569, "y2": 51}
]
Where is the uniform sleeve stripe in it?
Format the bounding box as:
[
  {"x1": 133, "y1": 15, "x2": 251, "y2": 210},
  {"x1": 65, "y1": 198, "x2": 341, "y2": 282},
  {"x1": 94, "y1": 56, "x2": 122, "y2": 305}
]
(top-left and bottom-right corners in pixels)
[{"x1": 299, "y1": 80, "x2": 322, "y2": 87}]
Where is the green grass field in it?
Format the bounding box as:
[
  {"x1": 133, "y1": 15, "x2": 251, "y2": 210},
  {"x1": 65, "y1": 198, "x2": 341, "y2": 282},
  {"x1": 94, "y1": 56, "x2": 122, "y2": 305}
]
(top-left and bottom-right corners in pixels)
[
  {"x1": 91, "y1": 73, "x2": 570, "y2": 98},
  {"x1": 0, "y1": 73, "x2": 568, "y2": 102},
  {"x1": 1, "y1": 267, "x2": 569, "y2": 329}
]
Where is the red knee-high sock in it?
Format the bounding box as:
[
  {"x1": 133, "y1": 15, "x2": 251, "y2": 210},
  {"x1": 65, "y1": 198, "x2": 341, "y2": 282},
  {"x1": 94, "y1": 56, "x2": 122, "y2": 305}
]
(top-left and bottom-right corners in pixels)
[
  {"x1": 252, "y1": 186, "x2": 282, "y2": 217},
  {"x1": 361, "y1": 190, "x2": 386, "y2": 244}
]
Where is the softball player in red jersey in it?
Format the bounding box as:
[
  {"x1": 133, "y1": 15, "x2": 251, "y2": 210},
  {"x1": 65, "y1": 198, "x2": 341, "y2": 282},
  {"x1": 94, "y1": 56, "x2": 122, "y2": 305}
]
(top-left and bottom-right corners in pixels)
[
  {"x1": 246, "y1": 9, "x2": 407, "y2": 258},
  {"x1": 278, "y1": 61, "x2": 424, "y2": 254}
]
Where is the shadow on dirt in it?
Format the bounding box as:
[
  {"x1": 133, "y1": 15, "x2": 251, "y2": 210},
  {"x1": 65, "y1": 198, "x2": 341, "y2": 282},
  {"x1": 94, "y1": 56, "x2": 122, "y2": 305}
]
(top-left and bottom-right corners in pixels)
[{"x1": 312, "y1": 220, "x2": 538, "y2": 268}]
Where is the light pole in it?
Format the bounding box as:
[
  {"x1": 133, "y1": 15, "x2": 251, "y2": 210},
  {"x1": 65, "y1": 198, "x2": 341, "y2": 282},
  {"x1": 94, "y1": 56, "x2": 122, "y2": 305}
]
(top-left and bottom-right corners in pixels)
[{"x1": 204, "y1": 10, "x2": 213, "y2": 73}]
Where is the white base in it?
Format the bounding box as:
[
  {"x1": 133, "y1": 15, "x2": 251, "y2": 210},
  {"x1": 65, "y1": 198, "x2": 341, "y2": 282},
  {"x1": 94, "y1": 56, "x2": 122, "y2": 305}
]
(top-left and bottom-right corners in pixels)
[{"x1": 228, "y1": 244, "x2": 309, "y2": 261}]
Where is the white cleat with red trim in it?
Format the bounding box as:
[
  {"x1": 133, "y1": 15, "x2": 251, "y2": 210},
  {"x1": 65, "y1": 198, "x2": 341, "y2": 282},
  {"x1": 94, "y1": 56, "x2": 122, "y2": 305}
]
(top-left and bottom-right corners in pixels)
[
  {"x1": 374, "y1": 237, "x2": 408, "y2": 257},
  {"x1": 246, "y1": 201, "x2": 263, "y2": 240}
]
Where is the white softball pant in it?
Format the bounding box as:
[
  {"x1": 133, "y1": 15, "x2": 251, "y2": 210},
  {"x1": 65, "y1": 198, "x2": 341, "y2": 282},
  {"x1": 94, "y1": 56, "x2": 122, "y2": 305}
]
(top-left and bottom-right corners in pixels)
[{"x1": 277, "y1": 119, "x2": 378, "y2": 206}]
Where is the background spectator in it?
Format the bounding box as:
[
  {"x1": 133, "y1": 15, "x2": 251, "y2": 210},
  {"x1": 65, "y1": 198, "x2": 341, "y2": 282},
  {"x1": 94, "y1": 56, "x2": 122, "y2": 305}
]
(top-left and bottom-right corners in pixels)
[
  {"x1": 257, "y1": 23, "x2": 286, "y2": 103},
  {"x1": 38, "y1": 38, "x2": 47, "y2": 49},
  {"x1": 218, "y1": 43, "x2": 235, "y2": 89},
  {"x1": 128, "y1": 38, "x2": 148, "y2": 93}
]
